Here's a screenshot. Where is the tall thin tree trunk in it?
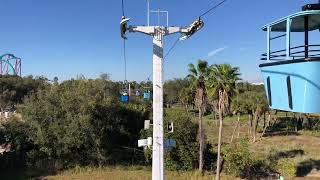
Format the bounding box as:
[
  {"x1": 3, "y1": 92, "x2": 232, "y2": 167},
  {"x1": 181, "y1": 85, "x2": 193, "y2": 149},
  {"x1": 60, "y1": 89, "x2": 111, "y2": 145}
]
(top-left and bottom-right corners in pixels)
[
  {"x1": 237, "y1": 120, "x2": 241, "y2": 138},
  {"x1": 248, "y1": 114, "x2": 252, "y2": 137},
  {"x1": 216, "y1": 102, "x2": 223, "y2": 180},
  {"x1": 263, "y1": 112, "x2": 266, "y2": 129},
  {"x1": 230, "y1": 113, "x2": 240, "y2": 143},
  {"x1": 199, "y1": 107, "x2": 204, "y2": 172},
  {"x1": 253, "y1": 111, "x2": 258, "y2": 143},
  {"x1": 214, "y1": 111, "x2": 218, "y2": 127},
  {"x1": 260, "y1": 113, "x2": 271, "y2": 140}
]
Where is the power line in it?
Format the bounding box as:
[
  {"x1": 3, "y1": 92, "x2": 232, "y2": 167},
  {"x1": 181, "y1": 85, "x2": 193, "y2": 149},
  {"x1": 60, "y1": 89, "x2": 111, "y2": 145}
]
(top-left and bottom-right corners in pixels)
[
  {"x1": 121, "y1": 0, "x2": 127, "y2": 82},
  {"x1": 126, "y1": 0, "x2": 229, "y2": 83},
  {"x1": 144, "y1": 35, "x2": 181, "y2": 82},
  {"x1": 199, "y1": 0, "x2": 228, "y2": 18},
  {"x1": 123, "y1": 39, "x2": 127, "y2": 81},
  {"x1": 164, "y1": 37, "x2": 181, "y2": 59},
  {"x1": 121, "y1": 0, "x2": 125, "y2": 16},
  {"x1": 163, "y1": 0, "x2": 229, "y2": 62}
]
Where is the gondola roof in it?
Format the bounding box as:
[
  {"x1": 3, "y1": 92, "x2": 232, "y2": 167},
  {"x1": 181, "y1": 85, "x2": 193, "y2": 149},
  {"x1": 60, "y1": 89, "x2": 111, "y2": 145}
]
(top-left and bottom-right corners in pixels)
[{"x1": 262, "y1": 10, "x2": 320, "y2": 32}]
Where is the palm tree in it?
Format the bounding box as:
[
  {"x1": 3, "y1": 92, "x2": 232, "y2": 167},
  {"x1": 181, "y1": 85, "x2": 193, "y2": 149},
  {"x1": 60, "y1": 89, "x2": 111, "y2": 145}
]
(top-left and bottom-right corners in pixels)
[
  {"x1": 187, "y1": 59, "x2": 208, "y2": 172},
  {"x1": 207, "y1": 64, "x2": 240, "y2": 180}
]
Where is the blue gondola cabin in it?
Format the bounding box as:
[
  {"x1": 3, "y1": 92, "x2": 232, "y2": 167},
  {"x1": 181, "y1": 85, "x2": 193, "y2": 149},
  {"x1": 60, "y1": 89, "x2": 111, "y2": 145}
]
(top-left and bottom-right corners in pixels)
[
  {"x1": 143, "y1": 90, "x2": 151, "y2": 100},
  {"x1": 259, "y1": 4, "x2": 320, "y2": 113},
  {"x1": 121, "y1": 92, "x2": 129, "y2": 103}
]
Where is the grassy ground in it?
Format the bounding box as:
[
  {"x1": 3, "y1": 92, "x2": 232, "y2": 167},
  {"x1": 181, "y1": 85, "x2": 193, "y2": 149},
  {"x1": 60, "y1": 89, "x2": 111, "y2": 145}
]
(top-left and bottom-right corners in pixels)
[
  {"x1": 200, "y1": 112, "x2": 320, "y2": 179},
  {"x1": 44, "y1": 166, "x2": 237, "y2": 180}
]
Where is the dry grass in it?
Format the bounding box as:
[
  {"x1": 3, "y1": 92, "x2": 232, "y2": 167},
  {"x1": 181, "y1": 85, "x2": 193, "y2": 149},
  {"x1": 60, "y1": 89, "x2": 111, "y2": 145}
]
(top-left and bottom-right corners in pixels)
[
  {"x1": 200, "y1": 113, "x2": 320, "y2": 178},
  {"x1": 45, "y1": 166, "x2": 237, "y2": 180}
]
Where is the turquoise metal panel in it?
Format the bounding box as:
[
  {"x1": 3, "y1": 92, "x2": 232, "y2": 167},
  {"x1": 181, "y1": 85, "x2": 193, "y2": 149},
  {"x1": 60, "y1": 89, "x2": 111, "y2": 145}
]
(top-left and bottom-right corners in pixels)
[
  {"x1": 260, "y1": 61, "x2": 320, "y2": 113},
  {"x1": 262, "y1": 10, "x2": 320, "y2": 32}
]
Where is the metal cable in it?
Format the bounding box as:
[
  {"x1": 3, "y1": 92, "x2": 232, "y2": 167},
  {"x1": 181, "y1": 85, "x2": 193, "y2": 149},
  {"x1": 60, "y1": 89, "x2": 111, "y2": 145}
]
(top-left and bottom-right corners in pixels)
[
  {"x1": 121, "y1": 0, "x2": 127, "y2": 82},
  {"x1": 121, "y1": 0, "x2": 125, "y2": 16},
  {"x1": 123, "y1": 39, "x2": 127, "y2": 81},
  {"x1": 199, "y1": 0, "x2": 228, "y2": 18},
  {"x1": 144, "y1": 35, "x2": 181, "y2": 82},
  {"x1": 164, "y1": 37, "x2": 181, "y2": 59}
]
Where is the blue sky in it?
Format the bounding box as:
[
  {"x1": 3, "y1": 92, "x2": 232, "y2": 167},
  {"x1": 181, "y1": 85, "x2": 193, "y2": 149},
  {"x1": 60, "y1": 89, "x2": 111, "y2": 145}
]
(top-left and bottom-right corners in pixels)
[{"x1": 0, "y1": 0, "x2": 318, "y2": 82}]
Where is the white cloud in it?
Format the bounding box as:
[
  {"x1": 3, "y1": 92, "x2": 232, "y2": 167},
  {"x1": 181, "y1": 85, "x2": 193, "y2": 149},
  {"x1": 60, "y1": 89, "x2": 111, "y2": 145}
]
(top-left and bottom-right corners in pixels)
[{"x1": 208, "y1": 46, "x2": 227, "y2": 57}]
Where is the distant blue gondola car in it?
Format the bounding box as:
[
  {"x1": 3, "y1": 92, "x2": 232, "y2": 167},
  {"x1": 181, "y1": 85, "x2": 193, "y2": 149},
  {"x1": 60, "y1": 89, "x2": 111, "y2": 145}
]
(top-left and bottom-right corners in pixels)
[
  {"x1": 143, "y1": 90, "x2": 151, "y2": 100},
  {"x1": 136, "y1": 90, "x2": 140, "y2": 96},
  {"x1": 259, "y1": 4, "x2": 320, "y2": 113},
  {"x1": 121, "y1": 92, "x2": 129, "y2": 103}
]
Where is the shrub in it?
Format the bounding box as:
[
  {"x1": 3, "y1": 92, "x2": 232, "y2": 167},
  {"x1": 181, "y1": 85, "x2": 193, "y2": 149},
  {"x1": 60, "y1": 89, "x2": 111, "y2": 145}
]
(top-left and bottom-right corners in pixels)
[
  {"x1": 11, "y1": 79, "x2": 147, "y2": 169},
  {"x1": 223, "y1": 138, "x2": 253, "y2": 176},
  {"x1": 224, "y1": 139, "x2": 280, "y2": 179},
  {"x1": 276, "y1": 158, "x2": 296, "y2": 177}
]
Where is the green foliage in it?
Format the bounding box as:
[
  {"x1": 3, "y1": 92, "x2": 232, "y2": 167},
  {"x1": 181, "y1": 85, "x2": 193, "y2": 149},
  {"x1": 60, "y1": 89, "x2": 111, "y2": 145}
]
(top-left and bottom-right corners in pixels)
[
  {"x1": 164, "y1": 109, "x2": 198, "y2": 171},
  {"x1": 276, "y1": 158, "x2": 296, "y2": 177},
  {"x1": 178, "y1": 87, "x2": 194, "y2": 109},
  {"x1": 232, "y1": 91, "x2": 268, "y2": 115},
  {"x1": 0, "y1": 118, "x2": 33, "y2": 169},
  {"x1": 164, "y1": 78, "x2": 191, "y2": 106},
  {"x1": 223, "y1": 138, "x2": 253, "y2": 176},
  {"x1": 236, "y1": 82, "x2": 265, "y2": 94},
  {"x1": 8, "y1": 79, "x2": 147, "y2": 170},
  {"x1": 224, "y1": 139, "x2": 279, "y2": 179},
  {"x1": 0, "y1": 75, "x2": 46, "y2": 110},
  {"x1": 207, "y1": 63, "x2": 241, "y2": 100}
]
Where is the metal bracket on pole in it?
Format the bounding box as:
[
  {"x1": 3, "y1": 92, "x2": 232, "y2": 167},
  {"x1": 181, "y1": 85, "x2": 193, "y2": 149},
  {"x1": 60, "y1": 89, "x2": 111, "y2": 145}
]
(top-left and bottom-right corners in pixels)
[{"x1": 150, "y1": 9, "x2": 169, "y2": 27}]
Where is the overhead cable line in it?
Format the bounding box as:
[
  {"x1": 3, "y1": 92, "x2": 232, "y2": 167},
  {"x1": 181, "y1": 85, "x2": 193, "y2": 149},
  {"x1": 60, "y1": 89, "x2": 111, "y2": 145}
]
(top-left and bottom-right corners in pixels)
[
  {"x1": 144, "y1": 35, "x2": 181, "y2": 82},
  {"x1": 163, "y1": 0, "x2": 229, "y2": 62},
  {"x1": 129, "y1": 0, "x2": 229, "y2": 83},
  {"x1": 164, "y1": 36, "x2": 181, "y2": 60},
  {"x1": 121, "y1": 0, "x2": 127, "y2": 82},
  {"x1": 121, "y1": 0, "x2": 125, "y2": 16},
  {"x1": 123, "y1": 39, "x2": 127, "y2": 81},
  {"x1": 199, "y1": 0, "x2": 228, "y2": 18}
]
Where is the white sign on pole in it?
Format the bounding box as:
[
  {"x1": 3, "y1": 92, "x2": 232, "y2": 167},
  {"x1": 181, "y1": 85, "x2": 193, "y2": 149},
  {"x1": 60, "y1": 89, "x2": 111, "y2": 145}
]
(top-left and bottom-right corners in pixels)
[
  {"x1": 144, "y1": 120, "x2": 151, "y2": 130},
  {"x1": 138, "y1": 139, "x2": 148, "y2": 147},
  {"x1": 147, "y1": 137, "x2": 153, "y2": 148},
  {"x1": 138, "y1": 137, "x2": 152, "y2": 148}
]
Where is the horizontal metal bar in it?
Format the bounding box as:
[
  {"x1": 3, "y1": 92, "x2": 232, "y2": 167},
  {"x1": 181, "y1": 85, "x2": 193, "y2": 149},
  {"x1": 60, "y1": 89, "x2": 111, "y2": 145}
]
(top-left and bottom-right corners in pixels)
[
  {"x1": 270, "y1": 34, "x2": 286, "y2": 40},
  {"x1": 150, "y1": 10, "x2": 168, "y2": 13}
]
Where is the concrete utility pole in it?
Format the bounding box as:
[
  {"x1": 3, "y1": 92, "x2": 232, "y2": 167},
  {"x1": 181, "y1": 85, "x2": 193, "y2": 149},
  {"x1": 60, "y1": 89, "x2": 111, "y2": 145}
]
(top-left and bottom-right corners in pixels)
[
  {"x1": 120, "y1": 4, "x2": 203, "y2": 180},
  {"x1": 129, "y1": 25, "x2": 187, "y2": 180}
]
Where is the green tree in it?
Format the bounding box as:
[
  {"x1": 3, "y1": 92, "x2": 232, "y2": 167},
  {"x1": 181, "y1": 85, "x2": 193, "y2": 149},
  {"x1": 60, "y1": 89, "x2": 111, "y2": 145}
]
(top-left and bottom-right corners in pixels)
[
  {"x1": 164, "y1": 78, "x2": 190, "y2": 107},
  {"x1": 178, "y1": 87, "x2": 194, "y2": 112},
  {"x1": 19, "y1": 79, "x2": 146, "y2": 169},
  {"x1": 164, "y1": 109, "x2": 198, "y2": 170},
  {"x1": 246, "y1": 91, "x2": 268, "y2": 142},
  {"x1": 187, "y1": 60, "x2": 208, "y2": 172},
  {"x1": 207, "y1": 64, "x2": 240, "y2": 180}
]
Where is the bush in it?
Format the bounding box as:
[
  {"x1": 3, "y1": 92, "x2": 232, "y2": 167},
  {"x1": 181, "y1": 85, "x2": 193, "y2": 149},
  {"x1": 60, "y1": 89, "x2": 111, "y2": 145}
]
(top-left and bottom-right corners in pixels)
[
  {"x1": 0, "y1": 119, "x2": 33, "y2": 170},
  {"x1": 8, "y1": 79, "x2": 147, "y2": 170},
  {"x1": 276, "y1": 158, "x2": 296, "y2": 177},
  {"x1": 223, "y1": 138, "x2": 253, "y2": 176},
  {"x1": 223, "y1": 138, "x2": 277, "y2": 179},
  {"x1": 164, "y1": 109, "x2": 198, "y2": 171}
]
